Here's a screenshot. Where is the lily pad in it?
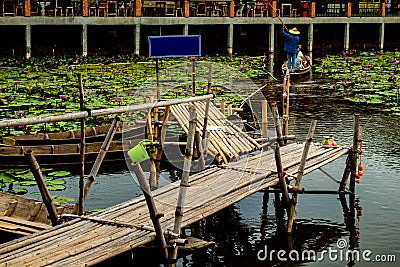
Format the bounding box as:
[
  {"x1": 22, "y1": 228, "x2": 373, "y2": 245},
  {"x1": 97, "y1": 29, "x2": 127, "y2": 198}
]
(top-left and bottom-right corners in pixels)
[{"x1": 48, "y1": 171, "x2": 71, "y2": 177}]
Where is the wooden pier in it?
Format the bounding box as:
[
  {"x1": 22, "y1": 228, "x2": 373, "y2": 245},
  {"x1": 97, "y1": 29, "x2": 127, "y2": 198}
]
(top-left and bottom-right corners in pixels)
[{"x1": 0, "y1": 142, "x2": 349, "y2": 266}]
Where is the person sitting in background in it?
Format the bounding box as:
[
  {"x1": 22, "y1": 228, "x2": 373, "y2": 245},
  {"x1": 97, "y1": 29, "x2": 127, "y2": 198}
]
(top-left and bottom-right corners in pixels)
[
  {"x1": 385, "y1": 0, "x2": 391, "y2": 15},
  {"x1": 296, "y1": 44, "x2": 305, "y2": 69}
]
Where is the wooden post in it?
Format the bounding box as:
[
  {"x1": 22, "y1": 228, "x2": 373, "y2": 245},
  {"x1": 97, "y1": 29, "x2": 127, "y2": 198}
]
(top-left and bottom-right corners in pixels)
[
  {"x1": 25, "y1": 151, "x2": 59, "y2": 226},
  {"x1": 380, "y1": 3, "x2": 386, "y2": 17},
  {"x1": 271, "y1": 0, "x2": 277, "y2": 17},
  {"x1": 156, "y1": 105, "x2": 171, "y2": 172},
  {"x1": 24, "y1": 0, "x2": 31, "y2": 16},
  {"x1": 200, "y1": 131, "x2": 210, "y2": 170},
  {"x1": 184, "y1": 0, "x2": 190, "y2": 17},
  {"x1": 194, "y1": 131, "x2": 205, "y2": 170},
  {"x1": 202, "y1": 63, "x2": 212, "y2": 139},
  {"x1": 271, "y1": 102, "x2": 290, "y2": 206},
  {"x1": 349, "y1": 114, "x2": 360, "y2": 194},
  {"x1": 227, "y1": 104, "x2": 232, "y2": 116},
  {"x1": 135, "y1": 0, "x2": 142, "y2": 16},
  {"x1": 191, "y1": 61, "x2": 196, "y2": 96},
  {"x1": 310, "y1": 1, "x2": 316, "y2": 18},
  {"x1": 170, "y1": 105, "x2": 197, "y2": 263},
  {"x1": 339, "y1": 154, "x2": 352, "y2": 192},
  {"x1": 345, "y1": 2, "x2": 352, "y2": 17},
  {"x1": 131, "y1": 162, "x2": 168, "y2": 260},
  {"x1": 83, "y1": 117, "x2": 120, "y2": 200},
  {"x1": 82, "y1": 0, "x2": 89, "y2": 16},
  {"x1": 229, "y1": 0, "x2": 235, "y2": 18},
  {"x1": 282, "y1": 75, "x2": 290, "y2": 144},
  {"x1": 287, "y1": 120, "x2": 317, "y2": 234},
  {"x1": 220, "y1": 100, "x2": 225, "y2": 116},
  {"x1": 261, "y1": 99, "x2": 268, "y2": 137},
  {"x1": 78, "y1": 73, "x2": 85, "y2": 216}
]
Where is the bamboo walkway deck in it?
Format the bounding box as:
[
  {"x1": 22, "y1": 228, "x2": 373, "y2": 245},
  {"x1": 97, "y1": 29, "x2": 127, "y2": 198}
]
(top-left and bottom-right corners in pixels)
[
  {"x1": 0, "y1": 143, "x2": 350, "y2": 266},
  {"x1": 170, "y1": 102, "x2": 261, "y2": 162}
]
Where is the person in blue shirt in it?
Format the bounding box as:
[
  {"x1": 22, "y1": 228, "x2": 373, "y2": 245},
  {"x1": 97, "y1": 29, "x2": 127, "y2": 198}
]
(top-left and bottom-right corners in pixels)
[{"x1": 281, "y1": 27, "x2": 300, "y2": 71}]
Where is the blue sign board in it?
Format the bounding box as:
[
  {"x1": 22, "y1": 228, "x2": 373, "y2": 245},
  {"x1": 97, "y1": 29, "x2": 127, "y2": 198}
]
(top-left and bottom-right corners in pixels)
[{"x1": 148, "y1": 35, "x2": 201, "y2": 58}]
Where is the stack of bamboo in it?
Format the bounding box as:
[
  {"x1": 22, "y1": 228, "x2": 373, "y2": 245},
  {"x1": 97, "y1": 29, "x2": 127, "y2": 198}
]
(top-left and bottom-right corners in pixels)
[{"x1": 171, "y1": 102, "x2": 261, "y2": 163}]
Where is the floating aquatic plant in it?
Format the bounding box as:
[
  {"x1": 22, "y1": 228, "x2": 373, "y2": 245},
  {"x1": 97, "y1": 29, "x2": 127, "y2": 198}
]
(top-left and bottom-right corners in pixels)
[{"x1": 314, "y1": 50, "x2": 400, "y2": 112}]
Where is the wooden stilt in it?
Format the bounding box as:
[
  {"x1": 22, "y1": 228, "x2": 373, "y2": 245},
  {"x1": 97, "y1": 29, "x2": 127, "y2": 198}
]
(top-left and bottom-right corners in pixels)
[
  {"x1": 147, "y1": 110, "x2": 158, "y2": 190},
  {"x1": 155, "y1": 105, "x2": 171, "y2": 172},
  {"x1": 191, "y1": 61, "x2": 196, "y2": 96},
  {"x1": 24, "y1": 151, "x2": 59, "y2": 226},
  {"x1": 199, "y1": 131, "x2": 210, "y2": 170},
  {"x1": 349, "y1": 114, "x2": 360, "y2": 194},
  {"x1": 78, "y1": 73, "x2": 85, "y2": 216},
  {"x1": 169, "y1": 105, "x2": 197, "y2": 264},
  {"x1": 131, "y1": 162, "x2": 168, "y2": 260},
  {"x1": 227, "y1": 104, "x2": 232, "y2": 116},
  {"x1": 287, "y1": 120, "x2": 317, "y2": 234},
  {"x1": 339, "y1": 154, "x2": 352, "y2": 192},
  {"x1": 271, "y1": 103, "x2": 290, "y2": 206},
  {"x1": 282, "y1": 74, "x2": 290, "y2": 144},
  {"x1": 220, "y1": 100, "x2": 225, "y2": 115},
  {"x1": 261, "y1": 99, "x2": 268, "y2": 137}
]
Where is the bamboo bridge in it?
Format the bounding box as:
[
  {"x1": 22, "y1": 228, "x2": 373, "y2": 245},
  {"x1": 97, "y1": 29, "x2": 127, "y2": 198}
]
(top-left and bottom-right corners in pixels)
[
  {"x1": 0, "y1": 142, "x2": 350, "y2": 266},
  {"x1": 0, "y1": 91, "x2": 361, "y2": 266}
]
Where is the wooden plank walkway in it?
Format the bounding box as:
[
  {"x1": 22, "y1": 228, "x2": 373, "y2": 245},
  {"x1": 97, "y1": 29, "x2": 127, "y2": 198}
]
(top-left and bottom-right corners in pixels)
[
  {"x1": 170, "y1": 102, "x2": 261, "y2": 162},
  {"x1": 0, "y1": 143, "x2": 350, "y2": 266}
]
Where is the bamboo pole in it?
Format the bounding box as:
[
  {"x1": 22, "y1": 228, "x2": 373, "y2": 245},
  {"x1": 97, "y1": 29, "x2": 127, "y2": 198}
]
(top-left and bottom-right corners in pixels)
[
  {"x1": 271, "y1": 102, "x2": 290, "y2": 206},
  {"x1": 194, "y1": 131, "x2": 205, "y2": 170},
  {"x1": 191, "y1": 61, "x2": 196, "y2": 96},
  {"x1": 200, "y1": 131, "x2": 210, "y2": 169},
  {"x1": 339, "y1": 154, "x2": 352, "y2": 192},
  {"x1": 220, "y1": 100, "x2": 225, "y2": 115},
  {"x1": 78, "y1": 73, "x2": 85, "y2": 216},
  {"x1": 131, "y1": 162, "x2": 168, "y2": 260},
  {"x1": 269, "y1": 1, "x2": 289, "y2": 31},
  {"x1": 258, "y1": 135, "x2": 296, "y2": 146},
  {"x1": 227, "y1": 104, "x2": 232, "y2": 116},
  {"x1": 24, "y1": 151, "x2": 59, "y2": 226},
  {"x1": 0, "y1": 95, "x2": 213, "y2": 129},
  {"x1": 202, "y1": 67, "x2": 212, "y2": 139},
  {"x1": 156, "y1": 105, "x2": 171, "y2": 172},
  {"x1": 169, "y1": 105, "x2": 197, "y2": 264},
  {"x1": 60, "y1": 214, "x2": 178, "y2": 238},
  {"x1": 349, "y1": 113, "x2": 360, "y2": 194},
  {"x1": 287, "y1": 120, "x2": 317, "y2": 234},
  {"x1": 283, "y1": 74, "x2": 290, "y2": 144},
  {"x1": 261, "y1": 99, "x2": 268, "y2": 137},
  {"x1": 82, "y1": 117, "x2": 120, "y2": 201}
]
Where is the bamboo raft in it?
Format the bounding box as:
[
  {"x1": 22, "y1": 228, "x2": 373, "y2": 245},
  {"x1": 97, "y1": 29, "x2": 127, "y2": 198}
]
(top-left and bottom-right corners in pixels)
[
  {"x1": 170, "y1": 101, "x2": 261, "y2": 163},
  {"x1": 0, "y1": 143, "x2": 350, "y2": 266}
]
